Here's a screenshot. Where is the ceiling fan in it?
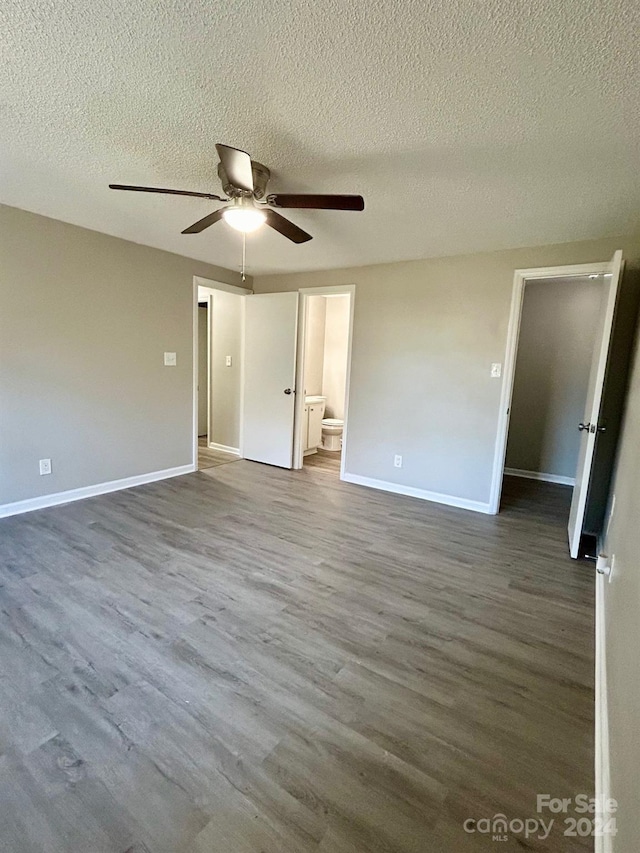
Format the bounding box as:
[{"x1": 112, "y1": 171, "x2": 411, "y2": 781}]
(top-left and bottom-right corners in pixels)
[{"x1": 109, "y1": 144, "x2": 365, "y2": 244}]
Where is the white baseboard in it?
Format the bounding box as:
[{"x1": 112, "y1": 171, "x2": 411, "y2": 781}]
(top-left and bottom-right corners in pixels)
[
  {"x1": 208, "y1": 442, "x2": 240, "y2": 456},
  {"x1": 341, "y1": 472, "x2": 492, "y2": 514},
  {"x1": 595, "y1": 570, "x2": 613, "y2": 853},
  {"x1": 0, "y1": 464, "x2": 195, "y2": 519},
  {"x1": 504, "y1": 467, "x2": 575, "y2": 486}
]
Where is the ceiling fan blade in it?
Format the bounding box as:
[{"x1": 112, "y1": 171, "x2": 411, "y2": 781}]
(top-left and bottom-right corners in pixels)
[
  {"x1": 267, "y1": 193, "x2": 364, "y2": 211},
  {"x1": 215, "y1": 144, "x2": 254, "y2": 193},
  {"x1": 109, "y1": 184, "x2": 224, "y2": 201},
  {"x1": 264, "y1": 209, "x2": 312, "y2": 243},
  {"x1": 181, "y1": 208, "x2": 226, "y2": 234}
]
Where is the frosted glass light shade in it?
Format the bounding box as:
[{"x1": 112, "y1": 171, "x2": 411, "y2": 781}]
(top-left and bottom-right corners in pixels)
[{"x1": 222, "y1": 206, "x2": 267, "y2": 233}]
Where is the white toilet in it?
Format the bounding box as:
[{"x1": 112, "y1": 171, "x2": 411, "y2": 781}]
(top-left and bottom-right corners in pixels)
[{"x1": 322, "y1": 418, "x2": 344, "y2": 451}]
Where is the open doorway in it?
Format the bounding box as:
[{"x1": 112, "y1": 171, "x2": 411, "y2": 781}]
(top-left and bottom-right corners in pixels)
[
  {"x1": 295, "y1": 288, "x2": 353, "y2": 476},
  {"x1": 501, "y1": 274, "x2": 605, "y2": 528},
  {"x1": 238, "y1": 285, "x2": 354, "y2": 474},
  {"x1": 193, "y1": 277, "x2": 251, "y2": 471},
  {"x1": 490, "y1": 251, "x2": 625, "y2": 558}
]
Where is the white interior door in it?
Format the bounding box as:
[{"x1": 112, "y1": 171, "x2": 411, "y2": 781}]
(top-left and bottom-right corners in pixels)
[
  {"x1": 568, "y1": 250, "x2": 623, "y2": 558},
  {"x1": 242, "y1": 292, "x2": 299, "y2": 468}
]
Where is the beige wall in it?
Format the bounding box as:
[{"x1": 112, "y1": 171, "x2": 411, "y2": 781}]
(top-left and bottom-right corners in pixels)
[
  {"x1": 601, "y1": 325, "x2": 640, "y2": 852},
  {"x1": 0, "y1": 204, "x2": 245, "y2": 506},
  {"x1": 209, "y1": 289, "x2": 243, "y2": 450},
  {"x1": 322, "y1": 295, "x2": 350, "y2": 420},
  {"x1": 506, "y1": 278, "x2": 603, "y2": 479},
  {"x1": 254, "y1": 233, "x2": 640, "y2": 506},
  {"x1": 303, "y1": 296, "x2": 326, "y2": 397}
]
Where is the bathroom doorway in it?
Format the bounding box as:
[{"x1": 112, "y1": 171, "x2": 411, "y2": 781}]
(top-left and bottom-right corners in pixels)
[{"x1": 293, "y1": 286, "x2": 354, "y2": 476}]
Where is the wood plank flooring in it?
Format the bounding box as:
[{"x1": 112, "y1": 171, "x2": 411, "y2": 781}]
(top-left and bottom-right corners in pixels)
[
  {"x1": 0, "y1": 465, "x2": 594, "y2": 852},
  {"x1": 197, "y1": 436, "x2": 239, "y2": 471},
  {"x1": 303, "y1": 448, "x2": 341, "y2": 473}
]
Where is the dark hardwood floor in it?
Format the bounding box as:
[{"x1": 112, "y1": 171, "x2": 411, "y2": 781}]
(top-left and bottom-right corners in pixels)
[{"x1": 0, "y1": 465, "x2": 593, "y2": 852}]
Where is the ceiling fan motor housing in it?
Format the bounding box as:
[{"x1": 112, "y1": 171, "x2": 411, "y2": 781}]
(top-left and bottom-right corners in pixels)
[{"x1": 217, "y1": 160, "x2": 271, "y2": 199}]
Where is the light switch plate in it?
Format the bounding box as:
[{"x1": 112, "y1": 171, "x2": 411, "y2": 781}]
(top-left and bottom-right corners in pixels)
[
  {"x1": 225, "y1": 355, "x2": 232, "y2": 367},
  {"x1": 491, "y1": 363, "x2": 502, "y2": 378},
  {"x1": 164, "y1": 352, "x2": 177, "y2": 366}
]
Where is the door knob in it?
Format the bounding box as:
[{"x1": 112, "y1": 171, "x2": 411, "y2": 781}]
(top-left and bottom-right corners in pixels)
[
  {"x1": 578, "y1": 422, "x2": 590, "y2": 432},
  {"x1": 283, "y1": 388, "x2": 293, "y2": 395}
]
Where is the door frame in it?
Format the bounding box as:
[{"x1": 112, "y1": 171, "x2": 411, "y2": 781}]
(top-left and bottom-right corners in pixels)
[
  {"x1": 192, "y1": 276, "x2": 252, "y2": 469},
  {"x1": 196, "y1": 298, "x2": 210, "y2": 444},
  {"x1": 488, "y1": 260, "x2": 613, "y2": 515},
  {"x1": 293, "y1": 285, "x2": 356, "y2": 479}
]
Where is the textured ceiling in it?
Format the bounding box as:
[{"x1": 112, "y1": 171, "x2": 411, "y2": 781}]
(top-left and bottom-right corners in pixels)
[{"x1": 2, "y1": 0, "x2": 640, "y2": 275}]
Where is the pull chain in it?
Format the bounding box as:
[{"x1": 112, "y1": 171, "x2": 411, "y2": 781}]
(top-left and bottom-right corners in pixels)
[{"x1": 241, "y1": 232, "x2": 246, "y2": 282}]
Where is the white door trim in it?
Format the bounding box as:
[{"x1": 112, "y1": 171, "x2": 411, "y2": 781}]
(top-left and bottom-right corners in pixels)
[
  {"x1": 206, "y1": 294, "x2": 212, "y2": 445},
  {"x1": 595, "y1": 567, "x2": 613, "y2": 853},
  {"x1": 193, "y1": 276, "x2": 252, "y2": 296},
  {"x1": 293, "y1": 285, "x2": 356, "y2": 481},
  {"x1": 192, "y1": 277, "x2": 252, "y2": 468},
  {"x1": 488, "y1": 260, "x2": 614, "y2": 515},
  {"x1": 192, "y1": 278, "x2": 199, "y2": 469}
]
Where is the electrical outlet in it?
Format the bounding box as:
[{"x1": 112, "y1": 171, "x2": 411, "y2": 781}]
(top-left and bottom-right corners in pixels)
[
  {"x1": 164, "y1": 352, "x2": 176, "y2": 366},
  {"x1": 394, "y1": 454, "x2": 402, "y2": 468},
  {"x1": 39, "y1": 458, "x2": 52, "y2": 476},
  {"x1": 491, "y1": 363, "x2": 502, "y2": 378},
  {"x1": 225, "y1": 355, "x2": 232, "y2": 367}
]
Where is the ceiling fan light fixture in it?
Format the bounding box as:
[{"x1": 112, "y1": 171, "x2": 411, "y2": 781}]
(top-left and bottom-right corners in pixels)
[
  {"x1": 109, "y1": 142, "x2": 364, "y2": 244},
  {"x1": 222, "y1": 203, "x2": 267, "y2": 233}
]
